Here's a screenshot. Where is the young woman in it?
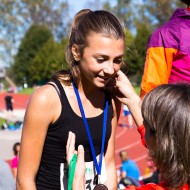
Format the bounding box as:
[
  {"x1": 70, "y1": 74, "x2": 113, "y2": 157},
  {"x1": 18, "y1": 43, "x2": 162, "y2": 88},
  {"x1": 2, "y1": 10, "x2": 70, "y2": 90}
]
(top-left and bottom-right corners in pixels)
[
  {"x1": 17, "y1": 9, "x2": 125, "y2": 190},
  {"x1": 67, "y1": 71, "x2": 190, "y2": 190}
]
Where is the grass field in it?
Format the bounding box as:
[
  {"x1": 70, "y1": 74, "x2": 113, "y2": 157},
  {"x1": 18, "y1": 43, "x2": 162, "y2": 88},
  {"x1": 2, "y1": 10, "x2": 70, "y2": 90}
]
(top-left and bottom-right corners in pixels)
[
  {"x1": 0, "y1": 117, "x2": 6, "y2": 129},
  {"x1": 134, "y1": 85, "x2": 140, "y2": 95},
  {"x1": 18, "y1": 88, "x2": 34, "y2": 94},
  {"x1": 18, "y1": 85, "x2": 141, "y2": 95}
]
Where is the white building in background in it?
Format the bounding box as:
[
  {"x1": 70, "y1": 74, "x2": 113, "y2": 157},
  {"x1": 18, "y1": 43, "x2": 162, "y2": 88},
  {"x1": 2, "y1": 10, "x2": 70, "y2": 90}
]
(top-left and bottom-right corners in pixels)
[{"x1": 0, "y1": 67, "x2": 6, "y2": 78}]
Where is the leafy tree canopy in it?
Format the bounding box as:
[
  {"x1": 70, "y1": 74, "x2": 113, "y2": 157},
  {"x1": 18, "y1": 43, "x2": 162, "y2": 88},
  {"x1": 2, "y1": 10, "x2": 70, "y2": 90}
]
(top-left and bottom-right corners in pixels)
[{"x1": 12, "y1": 24, "x2": 53, "y2": 86}]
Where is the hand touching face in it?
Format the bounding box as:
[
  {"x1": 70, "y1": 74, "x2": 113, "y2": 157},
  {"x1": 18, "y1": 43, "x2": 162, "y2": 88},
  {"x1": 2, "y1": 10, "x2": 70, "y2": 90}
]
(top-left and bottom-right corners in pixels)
[{"x1": 105, "y1": 70, "x2": 140, "y2": 105}]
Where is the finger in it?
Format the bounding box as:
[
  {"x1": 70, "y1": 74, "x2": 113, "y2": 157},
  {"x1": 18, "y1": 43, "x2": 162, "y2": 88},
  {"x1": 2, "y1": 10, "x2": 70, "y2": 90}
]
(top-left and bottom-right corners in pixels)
[
  {"x1": 73, "y1": 145, "x2": 86, "y2": 189},
  {"x1": 66, "y1": 132, "x2": 76, "y2": 163},
  {"x1": 66, "y1": 131, "x2": 72, "y2": 152},
  {"x1": 77, "y1": 145, "x2": 84, "y2": 164},
  {"x1": 69, "y1": 133, "x2": 76, "y2": 154}
]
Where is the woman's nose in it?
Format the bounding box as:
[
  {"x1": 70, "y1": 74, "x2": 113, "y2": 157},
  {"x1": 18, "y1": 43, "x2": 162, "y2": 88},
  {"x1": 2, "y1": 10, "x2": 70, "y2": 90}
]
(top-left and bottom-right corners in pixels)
[{"x1": 103, "y1": 61, "x2": 115, "y2": 75}]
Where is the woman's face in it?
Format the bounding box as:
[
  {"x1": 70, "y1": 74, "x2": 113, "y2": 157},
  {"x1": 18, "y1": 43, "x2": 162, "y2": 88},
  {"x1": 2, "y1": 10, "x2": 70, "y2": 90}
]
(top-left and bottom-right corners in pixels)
[{"x1": 76, "y1": 32, "x2": 125, "y2": 88}]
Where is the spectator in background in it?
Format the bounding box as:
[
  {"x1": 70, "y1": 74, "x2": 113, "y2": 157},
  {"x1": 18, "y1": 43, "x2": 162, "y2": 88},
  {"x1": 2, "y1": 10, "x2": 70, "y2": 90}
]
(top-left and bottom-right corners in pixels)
[
  {"x1": 140, "y1": 0, "x2": 190, "y2": 98},
  {"x1": 119, "y1": 150, "x2": 140, "y2": 187},
  {"x1": 140, "y1": 157, "x2": 160, "y2": 185},
  {"x1": 5, "y1": 91, "x2": 14, "y2": 115},
  {"x1": 121, "y1": 104, "x2": 134, "y2": 128},
  {"x1": 0, "y1": 159, "x2": 15, "y2": 190},
  {"x1": 11, "y1": 142, "x2": 20, "y2": 178}
]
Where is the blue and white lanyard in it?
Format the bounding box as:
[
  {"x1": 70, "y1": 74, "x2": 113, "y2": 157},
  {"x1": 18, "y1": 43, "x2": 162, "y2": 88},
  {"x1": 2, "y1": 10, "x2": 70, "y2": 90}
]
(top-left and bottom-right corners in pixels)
[{"x1": 72, "y1": 82, "x2": 108, "y2": 175}]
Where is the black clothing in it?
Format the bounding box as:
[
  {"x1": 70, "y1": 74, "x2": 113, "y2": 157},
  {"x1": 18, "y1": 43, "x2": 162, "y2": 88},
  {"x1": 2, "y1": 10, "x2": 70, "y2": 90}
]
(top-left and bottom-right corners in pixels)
[
  {"x1": 142, "y1": 169, "x2": 160, "y2": 185},
  {"x1": 5, "y1": 95, "x2": 13, "y2": 111},
  {"x1": 36, "y1": 79, "x2": 113, "y2": 189}
]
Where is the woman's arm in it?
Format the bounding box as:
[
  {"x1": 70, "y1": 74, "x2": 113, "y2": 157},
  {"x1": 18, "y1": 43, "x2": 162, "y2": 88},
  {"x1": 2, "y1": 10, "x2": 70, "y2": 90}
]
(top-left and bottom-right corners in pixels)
[
  {"x1": 113, "y1": 70, "x2": 143, "y2": 127},
  {"x1": 16, "y1": 85, "x2": 60, "y2": 190},
  {"x1": 104, "y1": 98, "x2": 121, "y2": 190}
]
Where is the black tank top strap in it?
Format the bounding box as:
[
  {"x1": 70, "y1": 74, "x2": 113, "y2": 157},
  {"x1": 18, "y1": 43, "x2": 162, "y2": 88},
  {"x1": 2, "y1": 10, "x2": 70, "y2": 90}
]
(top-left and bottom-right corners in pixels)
[
  {"x1": 46, "y1": 82, "x2": 61, "y2": 98},
  {"x1": 47, "y1": 78, "x2": 67, "y2": 105}
]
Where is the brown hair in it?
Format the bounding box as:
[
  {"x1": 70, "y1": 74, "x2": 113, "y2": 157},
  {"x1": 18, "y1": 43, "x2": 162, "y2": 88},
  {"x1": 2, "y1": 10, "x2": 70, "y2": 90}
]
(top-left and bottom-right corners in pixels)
[
  {"x1": 52, "y1": 9, "x2": 125, "y2": 86},
  {"x1": 142, "y1": 83, "x2": 190, "y2": 189},
  {"x1": 13, "y1": 142, "x2": 20, "y2": 156}
]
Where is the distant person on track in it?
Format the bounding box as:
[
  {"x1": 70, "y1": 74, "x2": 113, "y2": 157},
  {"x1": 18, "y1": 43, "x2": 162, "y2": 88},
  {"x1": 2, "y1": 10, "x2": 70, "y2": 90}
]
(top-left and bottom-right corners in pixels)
[
  {"x1": 119, "y1": 150, "x2": 140, "y2": 181},
  {"x1": 11, "y1": 142, "x2": 20, "y2": 178},
  {"x1": 4, "y1": 90, "x2": 14, "y2": 119},
  {"x1": 118, "y1": 150, "x2": 140, "y2": 187},
  {"x1": 121, "y1": 104, "x2": 134, "y2": 128}
]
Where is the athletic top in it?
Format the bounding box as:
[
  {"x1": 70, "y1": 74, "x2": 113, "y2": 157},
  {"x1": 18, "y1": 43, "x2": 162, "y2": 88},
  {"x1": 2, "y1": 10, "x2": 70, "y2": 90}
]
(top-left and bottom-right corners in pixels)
[
  {"x1": 36, "y1": 79, "x2": 113, "y2": 190},
  {"x1": 140, "y1": 8, "x2": 190, "y2": 98}
]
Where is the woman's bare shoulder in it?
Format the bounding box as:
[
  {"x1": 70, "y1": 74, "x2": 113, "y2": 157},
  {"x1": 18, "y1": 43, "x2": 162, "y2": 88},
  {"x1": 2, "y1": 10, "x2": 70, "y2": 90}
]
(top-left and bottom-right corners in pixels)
[{"x1": 28, "y1": 84, "x2": 60, "y2": 108}]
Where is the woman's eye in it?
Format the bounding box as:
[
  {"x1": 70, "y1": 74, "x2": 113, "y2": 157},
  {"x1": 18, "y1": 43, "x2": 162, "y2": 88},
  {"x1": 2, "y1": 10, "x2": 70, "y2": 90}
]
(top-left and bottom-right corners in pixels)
[
  {"x1": 96, "y1": 59, "x2": 105, "y2": 63},
  {"x1": 114, "y1": 59, "x2": 123, "y2": 64}
]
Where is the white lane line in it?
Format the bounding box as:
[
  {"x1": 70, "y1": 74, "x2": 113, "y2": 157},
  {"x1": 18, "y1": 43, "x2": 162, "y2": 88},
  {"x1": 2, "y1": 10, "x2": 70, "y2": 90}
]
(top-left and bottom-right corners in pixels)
[
  {"x1": 116, "y1": 128, "x2": 127, "y2": 139},
  {"x1": 115, "y1": 140, "x2": 141, "y2": 154}
]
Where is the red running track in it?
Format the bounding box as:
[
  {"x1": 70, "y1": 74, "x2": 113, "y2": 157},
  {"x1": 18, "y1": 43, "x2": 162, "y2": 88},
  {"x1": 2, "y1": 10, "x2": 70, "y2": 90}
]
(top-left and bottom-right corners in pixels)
[
  {"x1": 0, "y1": 92, "x2": 148, "y2": 176},
  {"x1": 0, "y1": 92, "x2": 30, "y2": 110},
  {"x1": 116, "y1": 115, "x2": 148, "y2": 176}
]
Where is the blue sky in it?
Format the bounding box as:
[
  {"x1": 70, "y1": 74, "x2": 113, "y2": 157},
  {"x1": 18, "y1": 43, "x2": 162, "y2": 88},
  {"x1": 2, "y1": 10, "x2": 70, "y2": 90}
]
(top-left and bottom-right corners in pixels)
[{"x1": 68, "y1": 0, "x2": 116, "y2": 17}]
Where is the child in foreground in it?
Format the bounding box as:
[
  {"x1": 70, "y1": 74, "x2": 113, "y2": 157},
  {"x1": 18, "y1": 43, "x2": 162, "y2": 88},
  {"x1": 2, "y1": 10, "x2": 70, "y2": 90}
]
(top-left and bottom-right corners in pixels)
[{"x1": 67, "y1": 71, "x2": 190, "y2": 190}]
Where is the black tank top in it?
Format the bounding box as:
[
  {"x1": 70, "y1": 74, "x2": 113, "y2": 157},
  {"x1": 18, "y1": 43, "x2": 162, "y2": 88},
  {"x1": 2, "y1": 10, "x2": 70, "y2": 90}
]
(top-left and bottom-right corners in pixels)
[{"x1": 36, "y1": 79, "x2": 113, "y2": 189}]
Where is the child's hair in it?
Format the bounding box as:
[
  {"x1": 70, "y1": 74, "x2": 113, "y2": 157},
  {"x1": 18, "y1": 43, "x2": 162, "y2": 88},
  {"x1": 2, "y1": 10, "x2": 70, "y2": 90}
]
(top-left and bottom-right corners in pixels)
[
  {"x1": 13, "y1": 142, "x2": 20, "y2": 156},
  {"x1": 142, "y1": 83, "x2": 190, "y2": 189},
  {"x1": 52, "y1": 9, "x2": 125, "y2": 86}
]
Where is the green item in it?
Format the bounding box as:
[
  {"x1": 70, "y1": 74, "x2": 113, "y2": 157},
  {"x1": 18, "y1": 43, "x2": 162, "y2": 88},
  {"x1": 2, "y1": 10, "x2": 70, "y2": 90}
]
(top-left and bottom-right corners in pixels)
[{"x1": 68, "y1": 153, "x2": 77, "y2": 190}]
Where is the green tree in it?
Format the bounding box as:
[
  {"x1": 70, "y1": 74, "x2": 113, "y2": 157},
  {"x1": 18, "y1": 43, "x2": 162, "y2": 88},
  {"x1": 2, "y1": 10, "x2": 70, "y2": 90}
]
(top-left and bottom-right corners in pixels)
[
  {"x1": 140, "y1": 0, "x2": 186, "y2": 28},
  {"x1": 134, "y1": 23, "x2": 151, "y2": 72},
  {"x1": 12, "y1": 24, "x2": 53, "y2": 86},
  {"x1": 123, "y1": 24, "x2": 151, "y2": 84},
  {"x1": 121, "y1": 29, "x2": 135, "y2": 74},
  {"x1": 30, "y1": 38, "x2": 69, "y2": 85},
  {"x1": 0, "y1": 0, "x2": 69, "y2": 66},
  {"x1": 104, "y1": 0, "x2": 134, "y2": 30}
]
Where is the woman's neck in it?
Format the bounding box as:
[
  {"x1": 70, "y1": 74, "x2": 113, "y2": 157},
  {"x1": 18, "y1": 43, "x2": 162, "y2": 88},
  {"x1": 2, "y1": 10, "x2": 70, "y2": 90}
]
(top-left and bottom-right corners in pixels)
[
  {"x1": 77, "y1": 80, "x2": 105, "y2": 109},
  {"x1": 78, "y1": 79, "x2": 103, "y2": 97}
]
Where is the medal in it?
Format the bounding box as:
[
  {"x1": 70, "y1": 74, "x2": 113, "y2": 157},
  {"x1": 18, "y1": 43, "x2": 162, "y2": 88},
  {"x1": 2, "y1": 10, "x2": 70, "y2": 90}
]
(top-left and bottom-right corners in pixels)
[
  {"x1": 93, "y1": 174, "x2": 108, "y2": 190},
  {"x1": 73, "y1": 82, "x2": 108, "y2": 187},
  {"x1": 93, "y1": 184, "x2": 108, "y2": 190}
]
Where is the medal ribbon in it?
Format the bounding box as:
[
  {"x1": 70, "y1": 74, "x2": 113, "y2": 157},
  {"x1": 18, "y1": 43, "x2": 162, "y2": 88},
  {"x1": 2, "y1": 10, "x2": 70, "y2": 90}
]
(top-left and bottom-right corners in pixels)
[{"x1": 72, "y1": 83, "x2": 108, "y2": 175}]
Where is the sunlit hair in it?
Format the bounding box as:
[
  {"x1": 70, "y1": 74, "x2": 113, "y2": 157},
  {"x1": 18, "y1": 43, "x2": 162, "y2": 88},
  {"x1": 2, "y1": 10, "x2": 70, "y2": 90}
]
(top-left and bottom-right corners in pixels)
[
  {"x1": 141, "y1": 83, "x2": 190, "y2": 189},
  {"x1": 52, "y1": 9, "x2": 125, "y2": 86}
]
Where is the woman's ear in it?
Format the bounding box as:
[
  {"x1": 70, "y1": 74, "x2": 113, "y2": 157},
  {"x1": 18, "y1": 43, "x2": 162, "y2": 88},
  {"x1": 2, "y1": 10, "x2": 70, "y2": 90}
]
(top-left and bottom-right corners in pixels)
[{"x1": 72, "y1": 44, "x2": 80, "y2": 61}]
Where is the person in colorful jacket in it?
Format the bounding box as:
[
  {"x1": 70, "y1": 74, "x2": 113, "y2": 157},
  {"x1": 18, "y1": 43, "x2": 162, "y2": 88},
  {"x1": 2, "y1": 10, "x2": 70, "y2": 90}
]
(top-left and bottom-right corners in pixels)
[
  {"x1": 140, "y1": 0, "x2": 190, "y2": 98},
  {"x1": 66, "y1": 70, "x2": 190, "y2": 190}
]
